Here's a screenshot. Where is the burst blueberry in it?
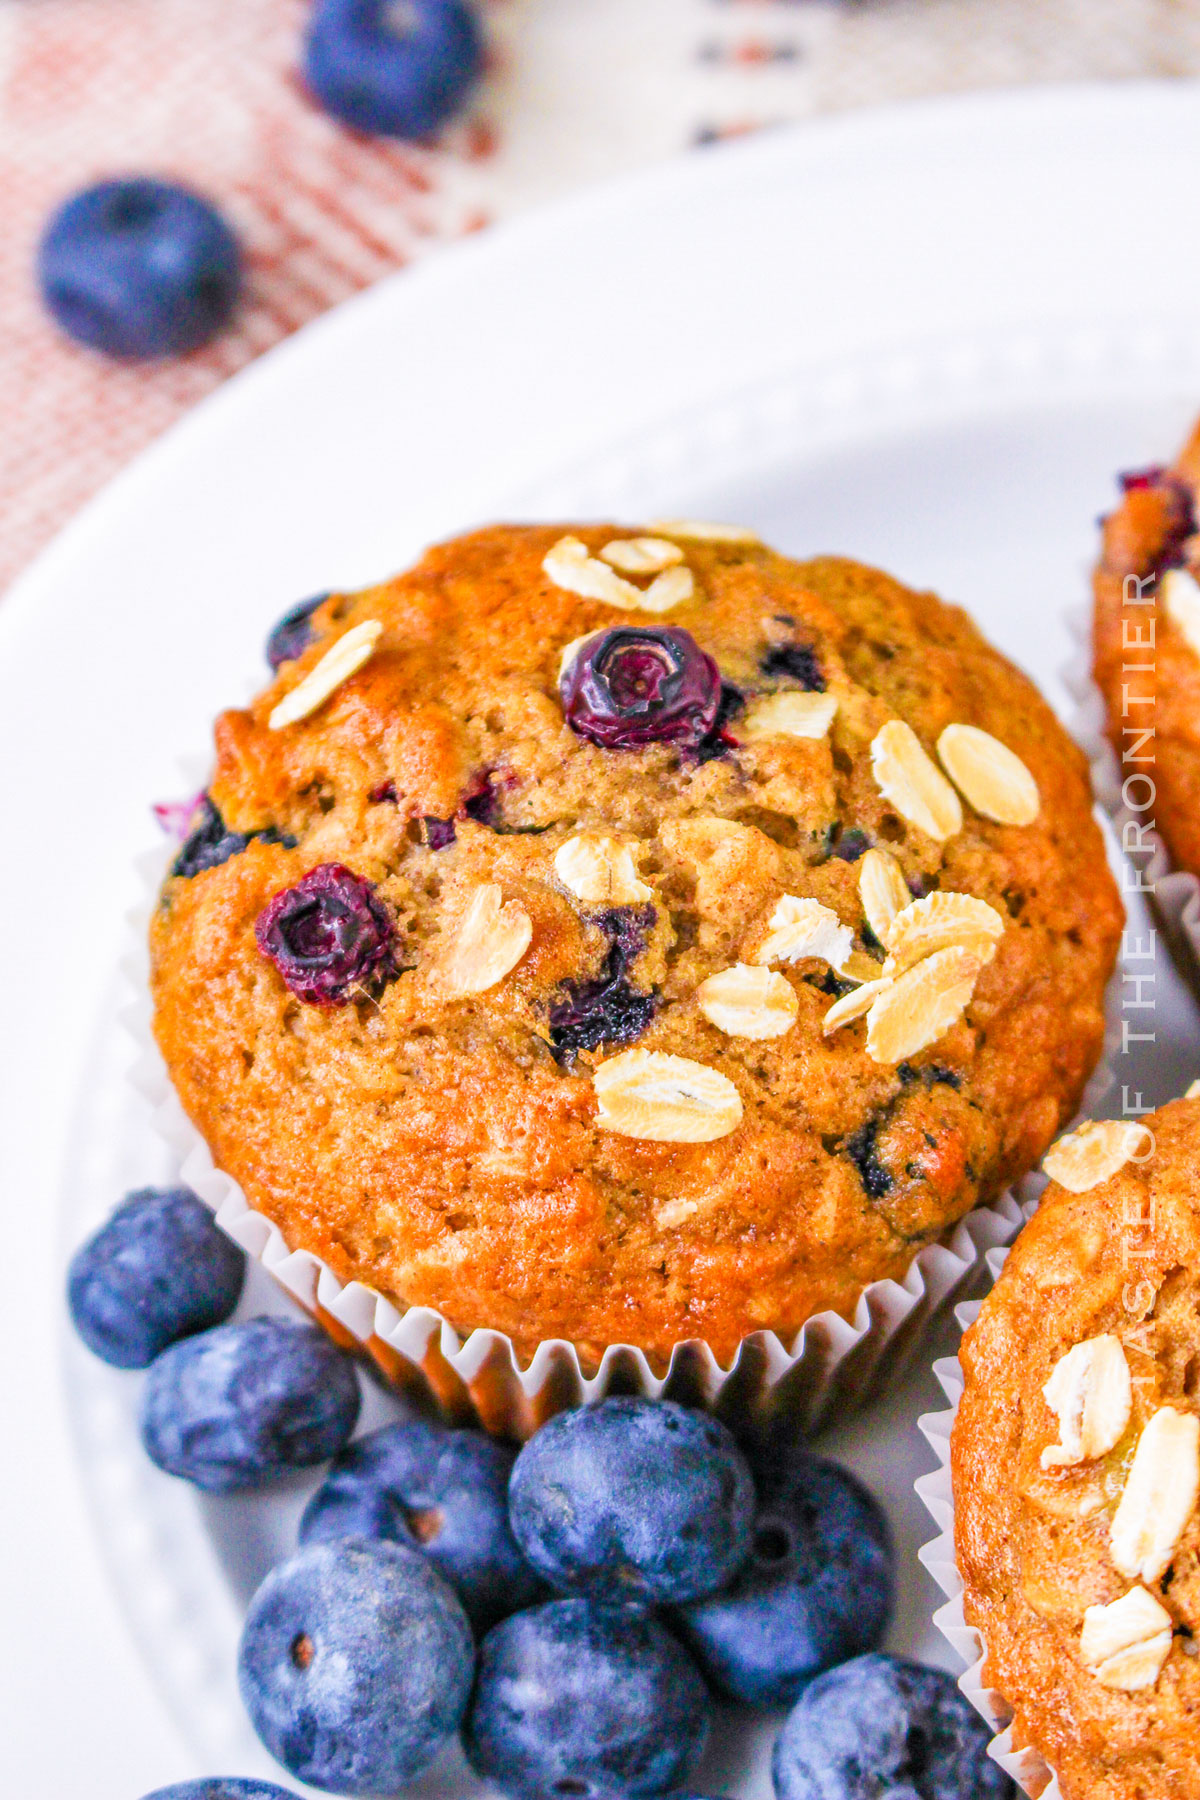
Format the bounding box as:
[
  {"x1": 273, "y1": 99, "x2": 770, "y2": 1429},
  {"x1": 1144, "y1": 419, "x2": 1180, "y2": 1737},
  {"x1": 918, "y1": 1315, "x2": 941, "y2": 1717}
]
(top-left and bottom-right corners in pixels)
[
  {"x1": 772, "y1": 1654, "x2": 1015, "y2": 1800},
  {"x1": 1116, "y1": 465, "x2": 1196, "y2": 570},
  {"x1": 299, "y1": 1419, "x2": 545, "y2": 1631},
  {"x1": 827, "y1": 827, "x2": 870, "y2": 864},
  {"x1": 673, "y1": 1450, "x2": 894, "y2": 1708},
  {"x1": 1120, "y1": 464, "x2": 1169, "y2": 492},
  {"x1": 508, "y1": 1396, "x2": 755, "y2": 1604},
  {"x1": 171, "y1": 795, "x2": 295, "y2": 879},
  {"x1": 238, "y1": 1537, "x2": 474, "y2": 1796},
  {"x1": 760, "y1": 641, "x2": 825, "y2": 690},
  {"x1": 694, "y1": 677, "x2": 745, "y2": 761},
  {"x1": 464, "y1": 1597, "x2": 709, "y2": 1800},
  {"x1": 304, "y1": 0, "x2": 484, "y2": 140},
  {"x1": 173, "y1": 796, "x2": 252, "y2": 878},
  {"x1": 67, "y1": 1186, "x2": 245, "y2": 1370},
  {"x1": 266, "y1": 593, "x2": 329, "y2": 670},
  {"x1": 255, "y1": 863, "x2": 395, "y2": 1004},
  {"x1": 560, "y1": 626, "x2": 722, "y2": 751},
  {"x1": 549, "y1": 904, "x2": 657, "y2": 1060},
  {"x1": 843, "y1": 1112, "x2": 893, "y2": 1199},
  {"x1": 140, "y1": 1316, "x2": 360, "y2": 1492},
  {"x1": 38, "y1": 177, "x2": 240, "y2": 359}
]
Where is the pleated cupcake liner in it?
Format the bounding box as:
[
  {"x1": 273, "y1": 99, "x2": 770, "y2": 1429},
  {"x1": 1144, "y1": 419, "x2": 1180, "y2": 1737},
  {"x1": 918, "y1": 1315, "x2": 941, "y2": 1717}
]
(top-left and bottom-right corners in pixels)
[
  {"x1": 916, "y1": 1255, "x2": 1064, "y2": 1799},
  {"x1": 1065, "y1": 602, "x2": 1200, "y2": 996},
  {"x1": 126, "y1": 783, "x2": 1087, "y2": 1441}
]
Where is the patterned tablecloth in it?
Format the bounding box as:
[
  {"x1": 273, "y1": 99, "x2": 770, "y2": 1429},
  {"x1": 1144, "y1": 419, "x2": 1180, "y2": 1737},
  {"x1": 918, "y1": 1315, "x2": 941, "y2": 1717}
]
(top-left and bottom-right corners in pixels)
[{"x1": 3, "y1": 0, "x2": 1198, "y2": 591}]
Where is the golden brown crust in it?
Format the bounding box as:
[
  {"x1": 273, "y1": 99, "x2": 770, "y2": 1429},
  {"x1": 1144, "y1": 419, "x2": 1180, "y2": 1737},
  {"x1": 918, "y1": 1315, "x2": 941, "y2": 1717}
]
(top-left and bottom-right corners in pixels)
[
  {"x1": 1094, "y1": 418, "x2": 1200, "y2": 879},
  {"x1": 955, "y1": 1098, "x2": 1200, "y2": 1800},
  {"x1": 151, "y1": 525, "x2": 1121, "y2": 1364}
]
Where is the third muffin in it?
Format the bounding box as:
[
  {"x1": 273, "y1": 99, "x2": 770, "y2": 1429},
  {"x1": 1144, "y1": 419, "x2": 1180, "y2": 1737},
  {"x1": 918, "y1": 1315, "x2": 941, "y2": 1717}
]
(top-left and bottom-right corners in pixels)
[{"x1": 954, "y1": 1096, "x2": 1200, "y2": 1800}]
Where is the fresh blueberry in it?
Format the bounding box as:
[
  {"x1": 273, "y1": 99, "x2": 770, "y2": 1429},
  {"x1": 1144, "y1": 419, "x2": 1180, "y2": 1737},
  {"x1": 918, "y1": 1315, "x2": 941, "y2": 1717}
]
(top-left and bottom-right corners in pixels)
[
  {"x1": 560, "y1": 626, "x2": 723, "y2": 752},
  {"x1": 673, "y1": 1450, "x2": 894, "y2": 1708},
  {"x1": 38, "y1": 177, "x2": 240, "y2": 359},
  {"x1": 141, "y1": 1784, "x2": 297, "y2": 1799},
  {"x1": 239, "y1": 1537, "x2": 474, "y2": 1795},
  {"x1": 549, "y1": 904, "x2": 657, "y2": 1060},
  {"x1": 304, "y1": 0, "x2": 484, "y2": 140},
  {"x1": 67, "y1": 1186, "x2": 244, "y2": 1370},
  {"x1": 140, "y1": 1317, "x2": 360, "y2": 1492},
  {"x1": 299, "y1": 1420, "x2": 545, "y2": 1631},
  {"x1": 772, "y1": 1654, "x2": 1015, "y2": 1800},
  {"x1": 266, "y1": 594, "x2": 329, "y2": 671},
  {"x1": 255, "y1": 864, "x2": 395, "y2": 1005},
  {"x1": 508, "y1": 1397, "x2": 755, "y2": 1604},
  {"x1": 172, "y1": 795, "x2": 294, "y2": 879},
  {"x1": 464, "y1": 1597, "x2": 709, "y2": 1799}
]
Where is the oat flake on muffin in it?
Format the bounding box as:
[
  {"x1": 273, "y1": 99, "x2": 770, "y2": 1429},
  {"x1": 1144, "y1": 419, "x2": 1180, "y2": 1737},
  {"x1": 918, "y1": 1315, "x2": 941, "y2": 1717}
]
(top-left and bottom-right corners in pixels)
[
  {"x1": 954, "y1": 1095, "x2": 1200, "y2": 1800},
  {"x1": 151, "y1": 524, "x2": 1120, "y2": 1366}
]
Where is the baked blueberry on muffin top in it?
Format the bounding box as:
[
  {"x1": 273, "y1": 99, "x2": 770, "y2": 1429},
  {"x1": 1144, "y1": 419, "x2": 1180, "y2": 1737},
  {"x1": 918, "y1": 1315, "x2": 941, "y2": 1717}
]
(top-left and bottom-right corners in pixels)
[{"x1": 151, "y1": 523, "x2": 1120, "y2": 1364}]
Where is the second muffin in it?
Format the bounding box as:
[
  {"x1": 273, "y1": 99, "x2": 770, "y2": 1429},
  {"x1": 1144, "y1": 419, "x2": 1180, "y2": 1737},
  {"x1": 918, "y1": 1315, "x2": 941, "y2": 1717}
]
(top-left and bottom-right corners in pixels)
[{"x1": 151, "y1": 523, "x2": 1121, "y2": 1367}]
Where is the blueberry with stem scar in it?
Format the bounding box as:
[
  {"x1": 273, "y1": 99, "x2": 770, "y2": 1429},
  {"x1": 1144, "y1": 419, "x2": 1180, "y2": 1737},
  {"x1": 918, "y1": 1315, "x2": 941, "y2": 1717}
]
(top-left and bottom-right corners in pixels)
[
  {"x1": 560, "y1": 626, "x2": 722, "y2": 751},
  {"x1": 256, "y1": 864, "x2": 395, "y2": 1005},
  {"x1": 238, "y1": 1538, "x2": 474, "y2": 1794},
  {"x1": 299, "y1": 1420, "x2": 545, "y2": 1631}
]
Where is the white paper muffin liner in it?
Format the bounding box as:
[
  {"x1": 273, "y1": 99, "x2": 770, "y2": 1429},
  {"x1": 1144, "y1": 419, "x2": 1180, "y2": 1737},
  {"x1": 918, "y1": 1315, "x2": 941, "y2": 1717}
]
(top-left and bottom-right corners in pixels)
[
  {"x1": 126, "y1": 806, "x2": 1081, "y2": 1442},
  {"x1": 915, "y1": 1251, "x2": 1064, "y2": 1800},
  {"x1": 1066, "y1": 602, "x2": 1200, "y2": 993}
]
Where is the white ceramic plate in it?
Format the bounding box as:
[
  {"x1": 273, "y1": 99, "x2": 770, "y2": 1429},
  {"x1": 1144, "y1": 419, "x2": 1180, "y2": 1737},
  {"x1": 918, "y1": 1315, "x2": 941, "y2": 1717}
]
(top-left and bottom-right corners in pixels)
[{"x1": 6, "y1": 83, "x2": 1200, "y2": 1799}]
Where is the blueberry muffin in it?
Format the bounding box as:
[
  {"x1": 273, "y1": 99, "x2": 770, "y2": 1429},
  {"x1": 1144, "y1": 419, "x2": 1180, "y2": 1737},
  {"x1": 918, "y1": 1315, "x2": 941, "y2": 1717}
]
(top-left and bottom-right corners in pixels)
[
  {"x1": 151, "y1": 523, "x2": 1120, "y2": 1367},
  {"x1": 1094, "y1": 416, "x2": 1200, "y2": 878},
  {"x1": 954, "y1": 1096, "x2": 1200, "y2": 1800}
]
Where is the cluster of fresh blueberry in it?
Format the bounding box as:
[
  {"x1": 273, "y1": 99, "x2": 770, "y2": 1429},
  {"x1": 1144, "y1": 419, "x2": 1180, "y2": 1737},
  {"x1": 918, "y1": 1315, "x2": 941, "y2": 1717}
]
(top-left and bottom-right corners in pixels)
[
  {"x1": 69, "y1": 1185, "x2": 1010, "y2": 1800},
  {"x1": 68, "y1": 1188, "x2": 361, "y2": 1489},
  {"x1": 37, "y1": 0, "x2": 484, "y2": 360}
]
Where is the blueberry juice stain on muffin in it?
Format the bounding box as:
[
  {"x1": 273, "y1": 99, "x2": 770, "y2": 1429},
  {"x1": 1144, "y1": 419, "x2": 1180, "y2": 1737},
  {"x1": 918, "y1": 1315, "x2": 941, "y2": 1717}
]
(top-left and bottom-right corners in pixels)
[{"x1": 151, "y1": 522, "x2": 1121, "y2": 1365}]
